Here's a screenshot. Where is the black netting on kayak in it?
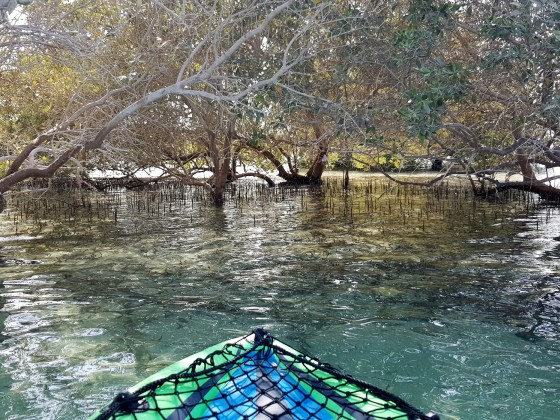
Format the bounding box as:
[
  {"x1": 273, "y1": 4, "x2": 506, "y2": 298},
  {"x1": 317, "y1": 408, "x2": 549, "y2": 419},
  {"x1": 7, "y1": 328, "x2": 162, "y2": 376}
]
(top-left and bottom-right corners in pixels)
[{"x1": 93, "y1": 329, "x2": 439, "y2": 420}]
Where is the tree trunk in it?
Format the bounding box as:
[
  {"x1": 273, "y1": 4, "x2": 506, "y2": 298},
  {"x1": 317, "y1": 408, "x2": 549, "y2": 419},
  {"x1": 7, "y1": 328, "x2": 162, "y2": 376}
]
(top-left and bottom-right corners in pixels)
[
  {"x1": 209, "y1": 123, "x2": 237, "y2": 206},
  {"x1": 247, "y1": 143, "x2": 314, "y2": 185},
  {"x1": 343, "y1": 169, "x2": 349, "y2": 189},
  {"x1": 212, "y1": 183, "x2": 226, "y2": 206},
  {"x1": 482, "y1": 181, "x2": 560, "y2": 201},
  {"x1": 516, "y1": 149, "x2": 536, "y2": 182},
  {"x1": 305, "y1": 116, "x2": 328, "y2": 182}
]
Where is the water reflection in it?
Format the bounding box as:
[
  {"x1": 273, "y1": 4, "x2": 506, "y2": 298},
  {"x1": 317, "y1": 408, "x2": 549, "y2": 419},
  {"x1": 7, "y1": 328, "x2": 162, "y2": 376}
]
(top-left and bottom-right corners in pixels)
[{"x1": 0, "y1": 179, "x2": 559, "y2": 419}]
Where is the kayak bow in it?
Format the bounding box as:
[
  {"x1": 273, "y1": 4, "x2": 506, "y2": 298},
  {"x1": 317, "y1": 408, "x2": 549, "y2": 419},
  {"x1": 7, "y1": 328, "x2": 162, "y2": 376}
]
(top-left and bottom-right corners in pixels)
[{"x1": 91, "y1": 328, "x2": 439, "y2": 419}]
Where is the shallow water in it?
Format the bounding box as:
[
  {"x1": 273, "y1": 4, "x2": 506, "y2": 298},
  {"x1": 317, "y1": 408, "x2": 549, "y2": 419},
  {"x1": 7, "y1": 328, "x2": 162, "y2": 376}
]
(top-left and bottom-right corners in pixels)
[{"x1": 0, "y1": 179, "x2": 559, "y2": 419}]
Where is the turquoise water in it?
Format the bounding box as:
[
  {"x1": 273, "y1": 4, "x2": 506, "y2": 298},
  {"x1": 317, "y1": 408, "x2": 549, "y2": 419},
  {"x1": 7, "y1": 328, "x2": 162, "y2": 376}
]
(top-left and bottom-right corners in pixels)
[{"x1": 0, "y1": 180, "x2": 559, "y2": 419}]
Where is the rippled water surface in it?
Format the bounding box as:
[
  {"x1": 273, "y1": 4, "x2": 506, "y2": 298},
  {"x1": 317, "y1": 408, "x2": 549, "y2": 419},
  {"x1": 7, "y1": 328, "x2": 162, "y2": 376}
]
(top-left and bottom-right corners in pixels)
[{"x1": 0, "y1": 178, "x2": 559, "y2": 419}]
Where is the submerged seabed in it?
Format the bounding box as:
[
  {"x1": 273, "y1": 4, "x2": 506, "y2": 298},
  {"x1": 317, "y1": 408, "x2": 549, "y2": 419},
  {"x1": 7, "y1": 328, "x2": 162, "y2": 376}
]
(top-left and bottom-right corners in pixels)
[{"x1": 0, "y1": 177, "x2": 558, "y2": 419}]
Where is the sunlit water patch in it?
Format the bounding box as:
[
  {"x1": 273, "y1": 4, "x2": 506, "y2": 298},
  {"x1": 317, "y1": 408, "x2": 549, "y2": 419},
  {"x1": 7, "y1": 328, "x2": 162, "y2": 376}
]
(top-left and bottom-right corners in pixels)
[{"x1": 0, "y1": 179, "x2": 558, "y2": 419}]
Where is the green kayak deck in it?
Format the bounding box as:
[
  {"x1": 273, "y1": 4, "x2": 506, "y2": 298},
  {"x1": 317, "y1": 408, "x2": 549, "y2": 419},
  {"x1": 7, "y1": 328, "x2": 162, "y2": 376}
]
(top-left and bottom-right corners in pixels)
[{"x1": 91, "y1": 329, "x2": 438, "y2": 419}]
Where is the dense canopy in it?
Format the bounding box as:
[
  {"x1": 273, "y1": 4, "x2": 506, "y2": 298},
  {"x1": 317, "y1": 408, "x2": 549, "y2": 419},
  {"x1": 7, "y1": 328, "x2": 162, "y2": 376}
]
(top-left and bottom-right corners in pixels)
[{"x1": 1, "y1": 0, "x2": 559, "y2": 208}]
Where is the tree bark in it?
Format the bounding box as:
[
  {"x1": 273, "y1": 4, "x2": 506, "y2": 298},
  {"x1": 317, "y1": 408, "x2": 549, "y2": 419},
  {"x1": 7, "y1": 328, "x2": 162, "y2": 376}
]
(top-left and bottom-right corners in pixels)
[{"x1": 305, "y1": 117, "x2": 328, "y2": 182}]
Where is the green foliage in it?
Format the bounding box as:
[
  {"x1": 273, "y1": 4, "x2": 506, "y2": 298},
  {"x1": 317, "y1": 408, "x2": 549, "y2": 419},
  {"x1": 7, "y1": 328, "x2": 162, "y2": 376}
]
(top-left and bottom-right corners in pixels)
[
  {"x1": 406, "y1": 0, "x2": 460, "y2": 32},
  {"x1": 543, "y1": 96, "x2": 560, "y2": 119},
  {"x1": 401, "y1": 62, "x2": 467, "y2": 140},
  {"x1": 392, "y1": 0, "x2": 463, "y2": 64},
  {"x1": 0, "y1": 53, "x2": 82, "y2": 154},
  {"x1": 393, "y1": 27, "x2": 436, "y2": 59},
  {"x1": 481, "y1": 1, "x2": 533, "y2": 41},
  {"x1": 249, "y1": 129, "x2": 266, "y2": 148},
  {"x1": 393, "y1": 1, "x2": 470, "y2": 140},
  {"x1": 364, "y1": 126, "x2": 385, "y2": 147}
]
